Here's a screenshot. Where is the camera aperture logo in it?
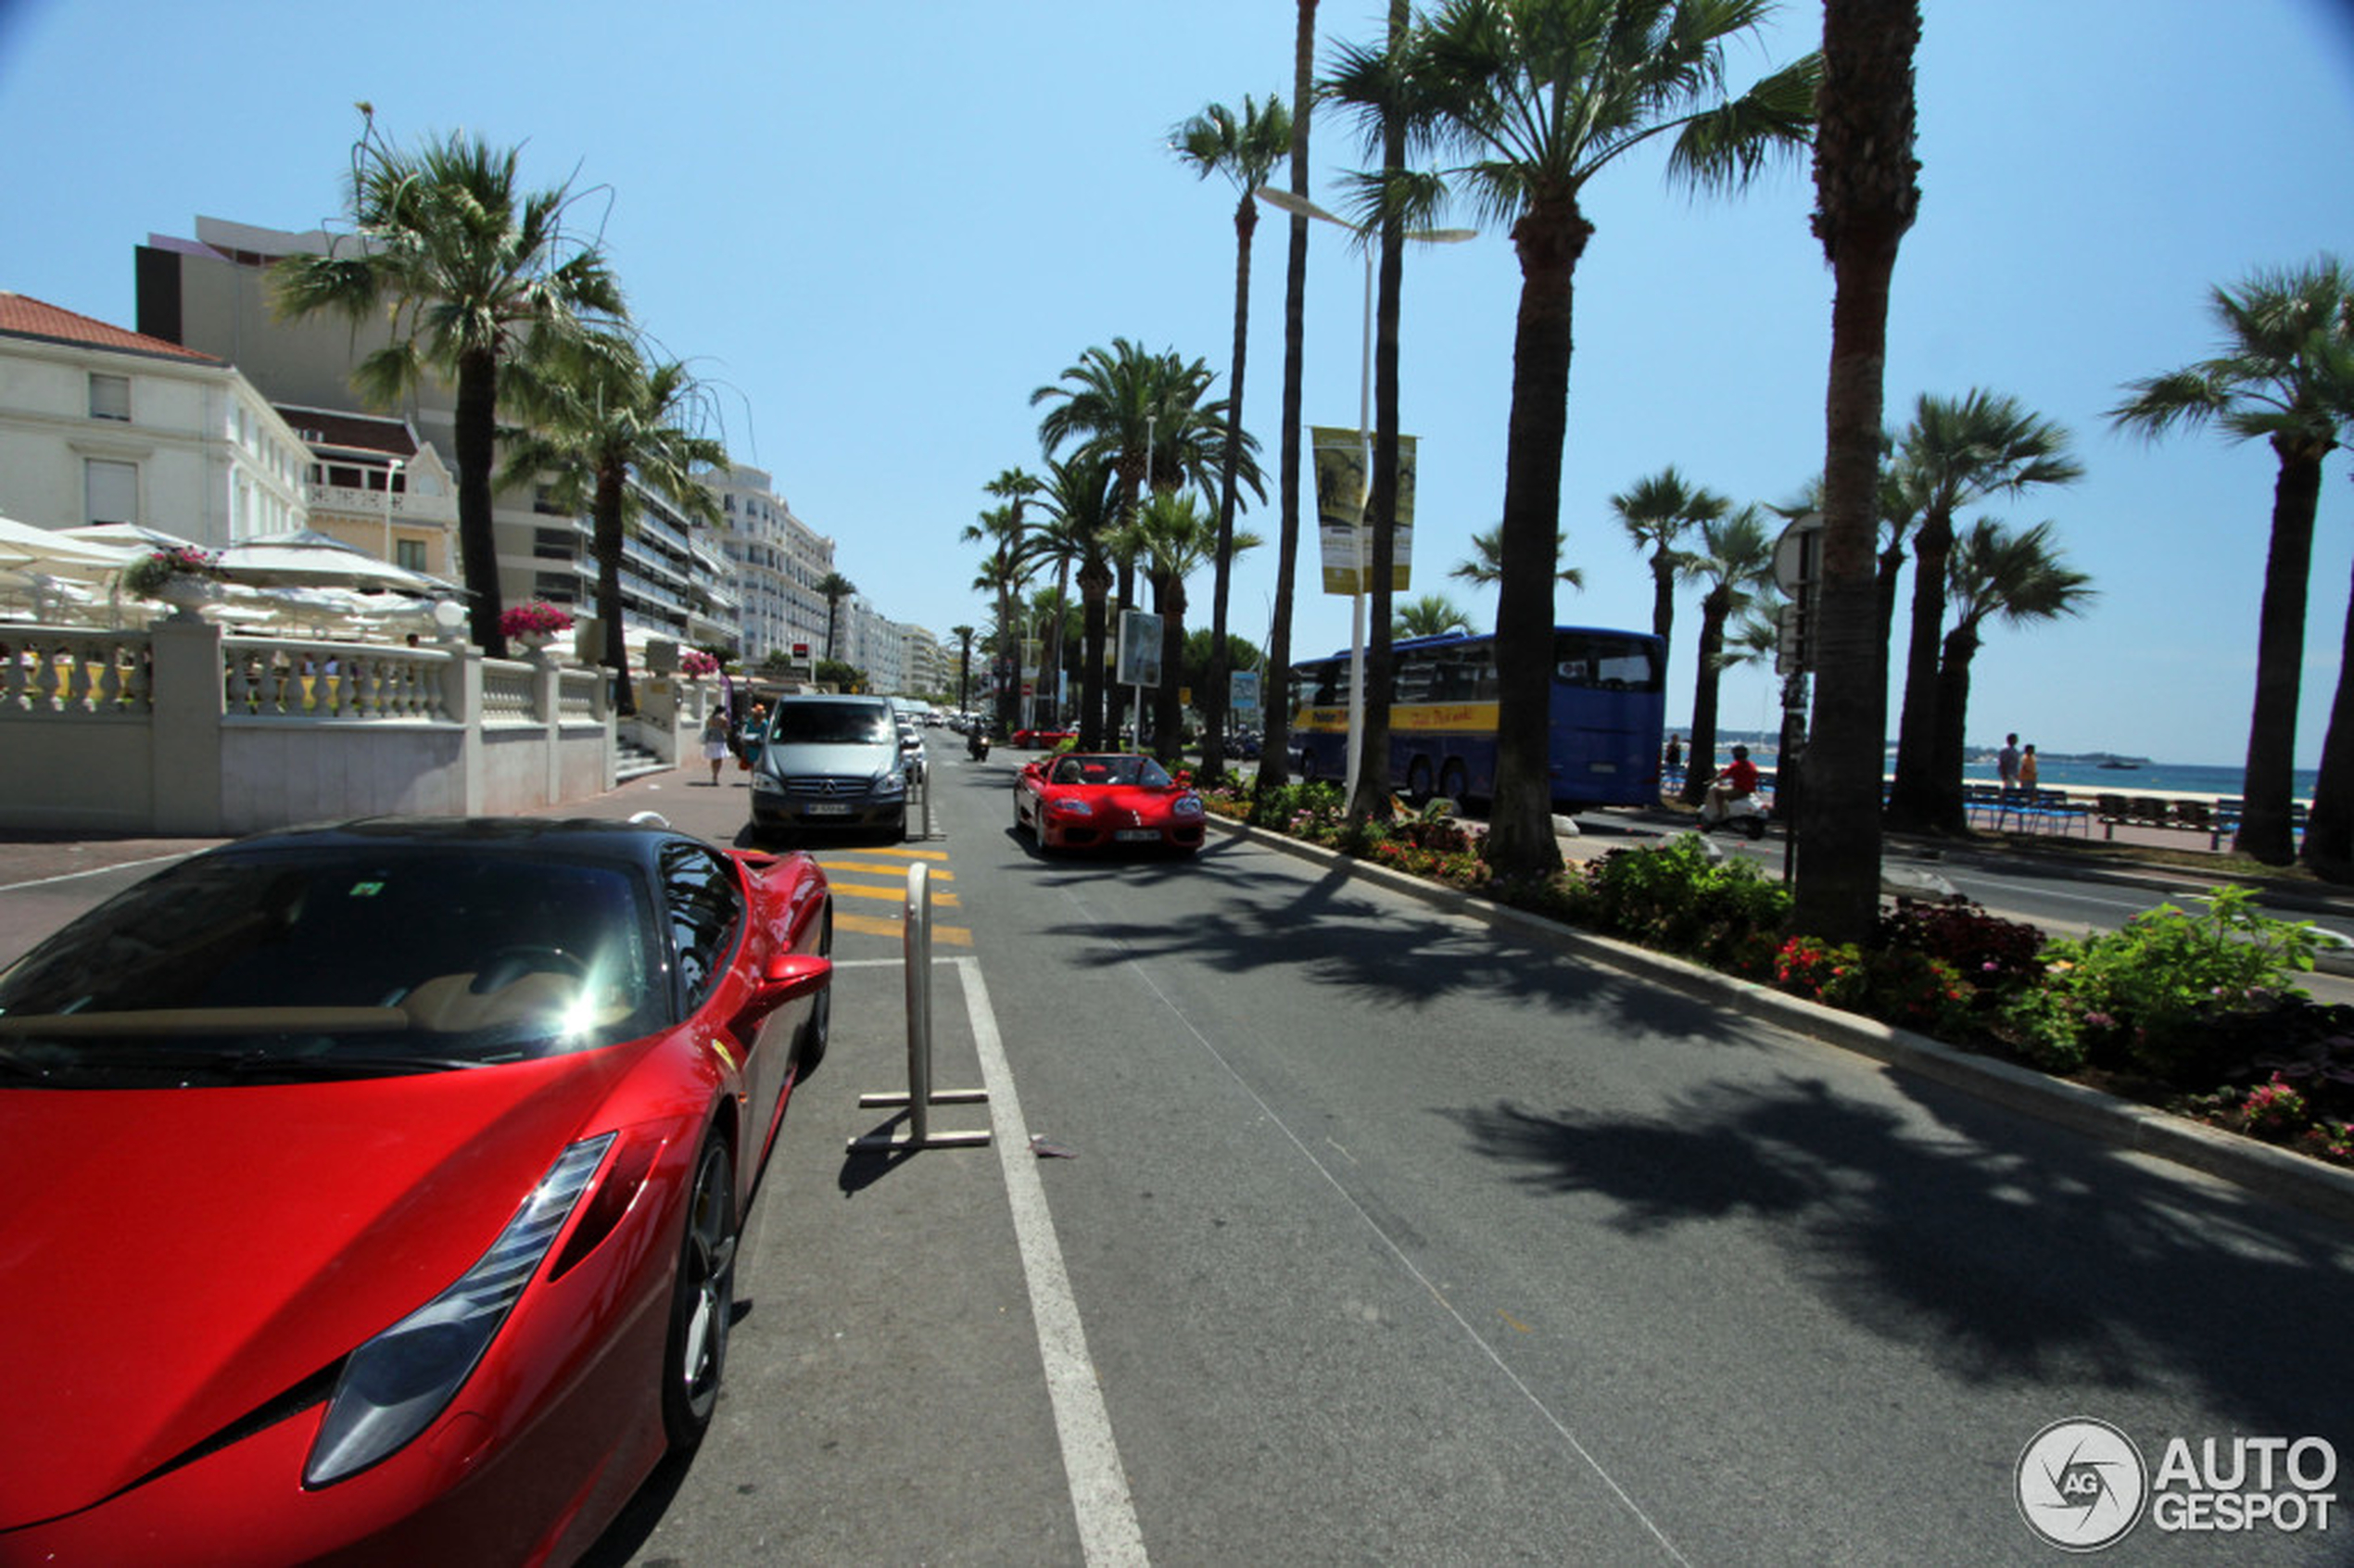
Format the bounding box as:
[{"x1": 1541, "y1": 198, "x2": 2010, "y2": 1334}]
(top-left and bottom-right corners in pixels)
[
  {"x1": 2019, "y1": 1419, "x2": 2146, "y2": 1551},
  {"x1": 2018, "y1": 1418, "x2": 2340, "y2": 1551}
]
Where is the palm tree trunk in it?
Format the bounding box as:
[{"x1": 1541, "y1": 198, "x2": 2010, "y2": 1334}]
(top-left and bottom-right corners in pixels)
[
  {"x1": 1650, "y1": 558, "x2": 1676, "y2": 650},
  {"x1": 1078, "y1": 561, "x2": 1112, "y2": 750},
  {"x1": 1259, "y1": 0, "x2": 1316, "y2": 800},
  {"x1": 1792, "y1": 0, "x2": 1917, "y2": 943},
  {"x1": 1486, "y1": 199, "x2": 1591, "y2": 878},
  {"x1": 1349, "y1": 0, "x2": 1410, "y2": 827},
  {"x1": 593, "y1": 460, "x2": 632, "y2": 714},
  {"x1": 1681, "y1": 608, "x2": 1729, "y2": 807},
  {"x1": 2238, "y1": 446, "x2": 2323, "y2": 863},
  {"x1": 1931, "y1": 623, "x2": 1980, "y2": 823},
  {"x1": 2302, "y1": 563, "x2": 2354, "y2": 879},
  {"x1": 1204, "y1": 195, "x2": 1260, "y2": 781},
  {"x1": 1155, "y1": 575, "x2": 1187, "y2": 765},
  {"x1": 1883, "y1": 509, "x2": 1952, "y2": 830},
  {"x1": 454, "y1": 348, "x2": 506, "y2": 656}
]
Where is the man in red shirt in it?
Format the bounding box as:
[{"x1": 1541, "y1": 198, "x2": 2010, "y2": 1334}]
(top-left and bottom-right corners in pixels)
[{"x1": 1701, "y1": 744, "x2": 1760, "y2": 824}]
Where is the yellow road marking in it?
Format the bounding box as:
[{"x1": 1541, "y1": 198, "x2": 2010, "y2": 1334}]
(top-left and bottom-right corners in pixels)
[
  {"x1": 1498, "y1": 1310, "x2": 1533, "y2": 1334},
  {"x1": 823, "y1": 860, "x2": 954, "y2": 881},
  {"x1": 837, "y1": 910, "x2": 971, "y2": 946},
  {"x1": 816, "y1": 845, "x2": 949, "y2": 864},
  {"x1": 830, "y1": 880, "x2": 959, "y2": 908}
]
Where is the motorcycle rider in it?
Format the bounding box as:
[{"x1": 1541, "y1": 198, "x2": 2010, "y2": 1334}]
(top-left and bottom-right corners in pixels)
[{"x1": 1699, "y1": 744, "x2": 1761, "y2": 826}]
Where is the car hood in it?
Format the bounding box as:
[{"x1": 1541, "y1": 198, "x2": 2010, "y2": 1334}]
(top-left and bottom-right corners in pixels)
[{"x1": 0, "y1": 1052, "x2": 642, "y2": 1525}]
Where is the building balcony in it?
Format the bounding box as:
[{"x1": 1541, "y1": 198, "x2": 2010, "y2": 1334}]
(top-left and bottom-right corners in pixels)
[{"x1": 306, "y1": 482, "x2": 457, "y2": 527}]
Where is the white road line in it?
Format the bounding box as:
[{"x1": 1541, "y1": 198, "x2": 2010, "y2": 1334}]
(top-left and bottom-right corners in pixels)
[
  {"x1": 0, "y1": 852, "x2": 196, "y2": 894},
  {"x1": 956, "y1": 955, "x2": 1148, "y2": 1568}
]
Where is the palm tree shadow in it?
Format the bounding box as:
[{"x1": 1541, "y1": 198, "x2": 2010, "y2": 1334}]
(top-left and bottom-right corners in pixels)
[{"x1": 1446, "y1": 1071, "x2": 2354, "y2": 1436}]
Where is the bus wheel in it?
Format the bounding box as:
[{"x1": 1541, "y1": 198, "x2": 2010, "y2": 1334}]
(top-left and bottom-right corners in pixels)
[
  {"x1": 1299, "y1": 752, "x2": 1318, "y2": 784},
  {"x1": 1438, "y1": 761, "x2": 1468, "y2": 807},
  {"x1": 1406, "y1": 758, "x2": 1435, "y2": 806}
]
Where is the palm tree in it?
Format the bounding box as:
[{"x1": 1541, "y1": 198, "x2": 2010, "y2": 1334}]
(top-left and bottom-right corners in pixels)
[
  {"x1": 817, "y1": 572, "x2": 856, "y2": 665},
  {"x1": 1677, "y1": 507, "x2": 1775, "y2": 806},
  {"x1": 2110, "y1": 258, "x2": 2354, "y2": 866},
  {"x1": 964, "y1": 493, "x2": 1044, "y2": 735},
  {"x1": 1261, "y1": 0, "x2": 1320, "y2": 795},
  {"x1": 1385, "y1": 0, "x2": 1818, "y2": 877},
  {"x1": 1033, "y1": 341, "x2": 1257, "y2": 744},
  {"x1": 1882, "y1": 390, "x2": 2082, "y2": 834},
  {"x1": 1035, "y1": 453, "x2": 1121, "y2": 748},
  {"x1": 1394, "y1": 594, "x2": 1474, "y2": 639},
  {"x1": 952, "y1": 624, "x2": 976, "y2": 717},
  {"x1": 1175, "y1": 92, "x2": 1292, "y2": 780},
  {"x1": 497, "y1": 334, "x2": 725, "y2": 714},
  {"x1": 1449, "y1": 525, "x2": 1583, "y2": 592},
  {"x1": 273, "y1": 115, "x2": 623, "y2": 655},
  {"x1": 1610, "y1": 466, "x2": 1728, "y2": 653},
  {"x1": 1930, "y1": 519, "x2": 2095, "y2": 808},
  {"x1": 1793, "y1": 0, "x2": 1919, "y2": 942},
  {"x1": 1115, "y1": 491, "x2": 1261, "y2": 765}
]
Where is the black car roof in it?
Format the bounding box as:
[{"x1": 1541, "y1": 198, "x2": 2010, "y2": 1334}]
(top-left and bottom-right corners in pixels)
[{"x1": 204, "y1": 816, "x2": 686, "y2": 872}]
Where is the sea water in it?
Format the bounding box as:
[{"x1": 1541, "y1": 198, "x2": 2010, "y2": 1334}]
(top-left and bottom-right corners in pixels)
[{"x1": 1961, "y1": 758, "x2": 2320, "y2": 799}]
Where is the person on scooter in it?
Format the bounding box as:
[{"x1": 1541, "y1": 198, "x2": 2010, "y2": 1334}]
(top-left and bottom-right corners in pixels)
[{"x1": 1700, "y1": 744, "x2": 1760, "y2": 825}]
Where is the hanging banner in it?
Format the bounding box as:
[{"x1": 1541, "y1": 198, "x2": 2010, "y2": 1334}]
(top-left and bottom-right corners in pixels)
[
  {"x1": 1116, "y1": 608, "x2": 1163, "y2": 687},
  {"x1": 1312, "y1": 425, "x2": 1416, "y2": 595}
]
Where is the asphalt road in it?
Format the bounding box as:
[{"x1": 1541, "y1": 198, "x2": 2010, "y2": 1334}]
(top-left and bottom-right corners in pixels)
[{"x1": 4, "y1": 751, "x2": 2349, "y2": 1566}]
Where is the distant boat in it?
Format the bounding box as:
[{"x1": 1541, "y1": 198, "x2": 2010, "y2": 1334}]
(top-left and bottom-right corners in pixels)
[{"x1": 2097, "y1": 759, "x2": 2139, "y2": 770}]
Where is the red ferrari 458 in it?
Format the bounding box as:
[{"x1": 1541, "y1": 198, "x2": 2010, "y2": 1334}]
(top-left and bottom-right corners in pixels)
[
  {"x1": 1013, "y1": 752, "x2": 1208, "y2": 854},
  {"x1": 0, "y1": 816, "x2": 831, "y2": 1567}
]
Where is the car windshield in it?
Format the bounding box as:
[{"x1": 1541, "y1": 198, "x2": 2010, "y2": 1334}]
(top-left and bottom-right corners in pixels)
[
  {"x1": 1055, "y1": 755, "x2": 1171, "y2": 788},
  {"x1": 0, "y1": 846, "x2": 664, "y2": 1088},
  {"x1": 769, "y1": 702, "x2": 895, "y2": 745}
]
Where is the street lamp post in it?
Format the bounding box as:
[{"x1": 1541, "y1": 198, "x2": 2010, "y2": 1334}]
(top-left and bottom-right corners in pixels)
[
  {"x1": 1252, "y1": 186, "x2": 1472, "y2": 803},
  {"x1": 380, "y1": 456, "x2": 406, "y2": 563}
]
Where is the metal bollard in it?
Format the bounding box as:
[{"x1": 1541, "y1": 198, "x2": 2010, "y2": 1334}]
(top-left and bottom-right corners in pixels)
[{"x1": 850, "y1": 863, "x2": 989, "y2": 1151}]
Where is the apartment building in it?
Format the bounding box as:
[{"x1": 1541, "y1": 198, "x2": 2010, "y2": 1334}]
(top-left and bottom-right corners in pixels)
[
  {"x1": 705, "y1": 462, "x2": 835, "y2": 664},
  {"x1": 0, "y1": 291, "x2": 310, "y2": 546}
]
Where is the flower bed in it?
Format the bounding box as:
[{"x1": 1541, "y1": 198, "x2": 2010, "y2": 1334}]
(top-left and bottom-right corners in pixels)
[{"x1": 1201, "y1": 778, "x2": 2353, "y2": 1170}]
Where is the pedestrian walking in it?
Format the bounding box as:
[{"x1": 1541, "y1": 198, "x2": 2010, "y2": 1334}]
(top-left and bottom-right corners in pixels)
[
  {"x1": 701, "y1": 707, "x2": 731, "y2": 786},
  {"x1": 2019, "y1": 744, "x2": 2039, "y2": 790},
  {"x1": 1997, "y1": 733, "x2": 2021, "y2": 791}
]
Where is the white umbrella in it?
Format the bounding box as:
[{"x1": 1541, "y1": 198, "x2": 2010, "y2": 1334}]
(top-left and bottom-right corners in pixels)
[
  {"x1": 0, "y1": 515, "x2": 136, "y2": 575},
  {"x1": 214, "y1": 528, "x2": 451, "y2": 594},
  {"x1": 62, "y1": 522, "x2": 206, "y2": 554}
]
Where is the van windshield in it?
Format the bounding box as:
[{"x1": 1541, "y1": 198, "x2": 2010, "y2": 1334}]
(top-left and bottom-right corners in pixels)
[{"x1": 769, "y1": 702, "x2": 895, "y2": 744}]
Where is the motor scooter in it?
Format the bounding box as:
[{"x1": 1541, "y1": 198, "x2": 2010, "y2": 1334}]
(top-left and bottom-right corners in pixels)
[
  {"x1": 966, "y1": 726, "x2": 992, "y2": 761},
  {"x1": 1698, "y1": 790, "x2": 1769, "y2": 840}
]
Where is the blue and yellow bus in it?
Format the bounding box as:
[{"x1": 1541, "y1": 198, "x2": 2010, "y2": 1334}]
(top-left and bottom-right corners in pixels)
[{"x1": 1291, "y1": 626, "x2": 1666, "y2": 809}]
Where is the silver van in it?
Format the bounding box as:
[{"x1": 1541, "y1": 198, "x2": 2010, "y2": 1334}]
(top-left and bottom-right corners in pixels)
[{"x1": 751, "y1": 695, "x2": 908, "y2": 837}]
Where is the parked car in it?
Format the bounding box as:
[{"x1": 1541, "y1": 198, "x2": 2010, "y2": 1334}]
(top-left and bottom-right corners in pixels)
[
  {"x1": 1013, "y1": 752, "x2": 1208, "y2": 854},
  {"x1": 0, "y1": 816, "x2": 832, "y2": 1566},
  {"x1": 1009, "y1": 726, "x2": 1077, "y2": 750},
  {"x1": 752, "y1": 694, "x2": 910, "y2": 838}
]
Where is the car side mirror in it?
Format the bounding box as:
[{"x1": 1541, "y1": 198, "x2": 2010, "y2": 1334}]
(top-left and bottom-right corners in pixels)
[
  {"x1": 1171, "y1": 769, "x2": 1193, "y2": 789},
  {"x1": 729, "y1": 951, "x2": 832, "y2": 1041}
]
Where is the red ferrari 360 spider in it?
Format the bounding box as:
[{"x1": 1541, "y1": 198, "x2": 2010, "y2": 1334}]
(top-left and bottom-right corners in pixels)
[
  {"x1": 1013, "y1": 752, "x2": 1208, "y2": 854},
  {"x1": 0, "y1": 816, "x2": 831, "y2": 1567}
]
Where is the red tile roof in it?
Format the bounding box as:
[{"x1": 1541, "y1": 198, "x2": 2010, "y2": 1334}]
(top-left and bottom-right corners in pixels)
[{"x1": 0, "y1": 292, "x2": 220, "y2": 363}]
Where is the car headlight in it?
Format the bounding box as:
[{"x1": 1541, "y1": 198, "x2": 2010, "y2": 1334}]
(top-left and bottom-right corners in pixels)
[
  {"x1": 304, "y1": 1132, "x2": 615, "y2": 1486},
  {"x1": 1048, "y1": 797, "x2": 1095, "y2": 816},
  {"x1": 874, "y1": 770, "x2": 905, "y2": 798},
  {"x1": 1172, "y1": 794, "x2": 1206, "y2": 818},
  {"x1": 752, "y1": 773, "x2": 782, "y2": 795}
]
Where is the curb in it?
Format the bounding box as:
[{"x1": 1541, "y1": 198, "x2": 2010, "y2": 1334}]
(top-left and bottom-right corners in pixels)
[{"x1": 1207, "y1": 814, "x2": 2354, "y2": 1227}]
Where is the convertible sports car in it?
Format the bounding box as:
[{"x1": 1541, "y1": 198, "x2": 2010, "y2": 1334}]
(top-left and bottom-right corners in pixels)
[
  {"x1": 1013, "y1": 752, "x2": 1208, "y2": 854},
  {"x1": 0, "y1": 816, "x2": 831, "y2": 1567}
]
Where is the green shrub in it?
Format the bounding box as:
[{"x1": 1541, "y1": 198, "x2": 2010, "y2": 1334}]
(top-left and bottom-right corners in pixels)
[
  {"x1": 1565, "y1": 837, "x2": 1791, "y2": 967},
  {"x1": 1877, "y1": 899, "x2": 2046, "y2": 1007},
  {"x1": 2038, "y1": 887, "x2": 2319, "y2": 1083}
]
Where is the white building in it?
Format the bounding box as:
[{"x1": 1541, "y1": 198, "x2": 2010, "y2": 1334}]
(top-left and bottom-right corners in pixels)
[
  {"x1": 705, "y1": 462, "x2": 835, "y2": 664},
  {"x1": 0, "y1": 291, "x2": 310, "y2": 546}
]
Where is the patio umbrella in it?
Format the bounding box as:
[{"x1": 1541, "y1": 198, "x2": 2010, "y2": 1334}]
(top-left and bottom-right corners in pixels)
[
  {"x1": 62, "y1": 522, "x2": 206, "y2": 554},
  {"x1": 0, "y1": 514, "x2": 136, "y2": 575},
  {"x1": 213, "y1": 529, "x2": 451, "y2": 594}
]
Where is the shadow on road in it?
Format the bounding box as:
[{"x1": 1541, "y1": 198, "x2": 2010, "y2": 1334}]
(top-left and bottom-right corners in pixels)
[{"x1": 1444, "y1": 1069, "x2": 2354, "y2": 1443}]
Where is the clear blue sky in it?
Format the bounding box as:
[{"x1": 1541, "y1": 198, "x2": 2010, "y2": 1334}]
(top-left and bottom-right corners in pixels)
[{"x1": 5, "y1": 0, "x2": 2352, "y2": 768}]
